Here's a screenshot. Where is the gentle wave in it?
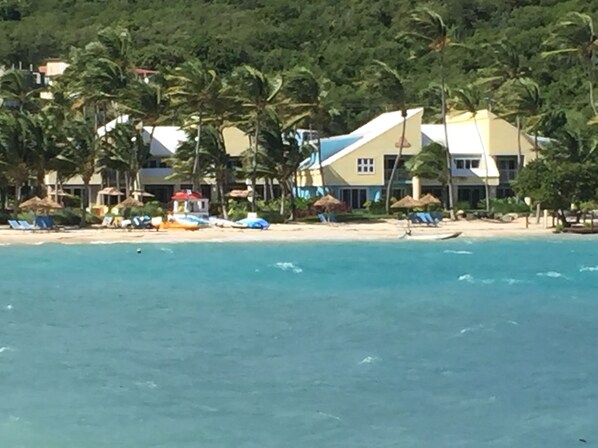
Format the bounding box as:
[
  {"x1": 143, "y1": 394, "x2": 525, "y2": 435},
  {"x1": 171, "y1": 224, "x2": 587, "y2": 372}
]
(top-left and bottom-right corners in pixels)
[
  {"x1": 274, "y1": 262, "x2": 303, "y2": 273},
  {"x1": 359, "y1": 356, "x2": 380, "y2": 365},
  {"x1": 458, "y1": 274, "x2": 474, "y2": 283},
  {"x1": 458, "y1": 274, "x2": 494, "y2": 284},
  {"x1": 134, "y1": 381, "x2": 157, "y2": 389},
  {"x1": 580, "y1": 266, "x2": 598, "y2": 272},
  {"x1": 0, "y1": 346, "x2": 14, "y2": 353},
  {"x1": 460, "y1": 324, "x2": 485, "y2": 335},
  {"x1": 444, "y1": 250, "x2": 473, "y2": 255},
  {"x1": 5, "y1": 304, "x2": 12, "y2": 310},
  {"x1": 537, "y1": 271, "x2": 567, "y2": 279},
  {"x1": 317, "y1": 411, "x2": 342, "y2": 422}
]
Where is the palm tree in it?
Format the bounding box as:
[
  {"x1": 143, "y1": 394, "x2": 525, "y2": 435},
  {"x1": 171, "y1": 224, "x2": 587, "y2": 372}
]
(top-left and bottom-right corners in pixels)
[
  {"x1": 166, "y1": 60, "x2": 220, "y2": 191},
  {"x1": 0, "y1": 111, "x2": 33, "y2": 212},
  {"x1": 452, "y1": 85, "x2": 491, "y2": 211},
  {"x1": 405, "y1": 142, "x2": 449, "y2": 192},
  {"x1": 98, "y1": 122, "x2": 151, "y2": 196},
  {"x1": 501, "y1": 78, "x2": 545, "y2": 161},
  {"x1": 542, "y1": 12, "x2": 598, "y2": 122},
  {"x1": 257, "y1": 109, "x2": 310, "y2": 220},
  {"x1": 283, "y1": 67, "x2": 335, "y2": 197},
  {"x1": 57, "y1": 117, "x2": 99, "y2": 225},
  {"x1": 365, "y1": 61, "x2": 408, "y2": 213},
  {"x1": 168, "y1": 126, "x2": 230, "y2": 218},
  {"x1": 231, "y1": 65, "x2": 282, "y2": 212},
  {"x1": 402, "y1": 7, "x2": 457, "y2": 216}
]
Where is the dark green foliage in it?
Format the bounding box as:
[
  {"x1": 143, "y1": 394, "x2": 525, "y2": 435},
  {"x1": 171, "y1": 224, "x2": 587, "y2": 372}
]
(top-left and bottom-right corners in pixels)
[{"x1": 0, "y1": 0, "x2": 596, "y2": 132}]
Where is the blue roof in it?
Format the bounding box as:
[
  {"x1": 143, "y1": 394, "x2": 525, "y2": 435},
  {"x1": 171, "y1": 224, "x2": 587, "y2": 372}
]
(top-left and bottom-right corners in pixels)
[{"x1": 300, "y1": 134, "x2": 362, "y2": 169}]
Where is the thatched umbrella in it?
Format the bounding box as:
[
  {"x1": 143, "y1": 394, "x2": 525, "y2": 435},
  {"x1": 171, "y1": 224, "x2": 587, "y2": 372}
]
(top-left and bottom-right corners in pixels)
[
  {"x1": 419, "y1": 193, "x2": 441, "y2": 206},
  {"x1": 99, "y1": 187, "x2": 124, "y2": 196},
  {"x1": 313, "y1": 194, "x2": 341, "y2": 208},
  {"x1": 226, "y1": 189, "x2": 252, "y2": 199},
  {"x1": 116, "y1": 196, "x2": 144, "y2": 209},
  {"x1": 391, "y1": 195, "x2": 424, "y2": 209},
  {"x1": 40, "y1": 197, "x2": 64, "y2": 210},
  {"x1": 132, "y1": 190, "x2": 155, "y2": 198},
  {"x1": 19, "y1": 196, "x2": 46, "y2": 211}
]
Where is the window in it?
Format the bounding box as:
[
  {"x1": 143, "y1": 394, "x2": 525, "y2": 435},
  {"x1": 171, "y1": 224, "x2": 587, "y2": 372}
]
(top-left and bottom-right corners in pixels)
[
  {"x1": 454, "y1": 158, "x2": 481, "y2": 170},
  {"x1": 341, "y1": 188, "x2": 367, "y2": 209},
  {"x1": 357, "y1": 158, "x2": 374, "y2": 174}
]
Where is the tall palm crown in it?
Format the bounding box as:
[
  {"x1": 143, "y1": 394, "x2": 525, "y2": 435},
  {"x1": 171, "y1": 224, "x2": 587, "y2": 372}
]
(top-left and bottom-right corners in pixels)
[
  {"x1": 402, "y1": 7, "x2": 457, "y2": 214},
  {"x1": 365, "y1": 60, "x2": 408, "y2": 213},
  {"x1": 283, "y1": 67, "x2": 334, "y2": 195},
  {"x1": 231, "y1": 65, "x2": 282, "y2": 212},
  {"x1": 451, "y1": 85, "x2": 491, "y2": 211},
  {"x1": 543, "y1": 12, "x2": 598, "y2": 119}
]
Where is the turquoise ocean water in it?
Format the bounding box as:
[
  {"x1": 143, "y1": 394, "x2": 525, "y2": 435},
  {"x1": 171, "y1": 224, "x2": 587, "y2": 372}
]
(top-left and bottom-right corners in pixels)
[{"x1": 1, "y1": 238, "x2": 598, "y2": 447}]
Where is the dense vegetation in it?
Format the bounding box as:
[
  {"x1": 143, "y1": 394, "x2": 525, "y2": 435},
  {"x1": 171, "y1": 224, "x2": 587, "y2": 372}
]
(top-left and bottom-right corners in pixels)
[
  {"x1": 1, "y1": 0, "x2": 597, "y2": 130},
  {"x1": 0, "y1": 1, "x2": 596, "y2": 225}
]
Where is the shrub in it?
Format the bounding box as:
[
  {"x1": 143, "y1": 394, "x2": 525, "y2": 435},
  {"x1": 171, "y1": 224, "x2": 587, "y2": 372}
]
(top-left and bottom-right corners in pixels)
[{"x1": 486, "y1": 197, "x2": 531, "y2": 214}]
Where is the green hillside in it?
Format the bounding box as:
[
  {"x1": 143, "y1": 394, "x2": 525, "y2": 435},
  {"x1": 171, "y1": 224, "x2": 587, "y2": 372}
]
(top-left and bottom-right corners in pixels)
[{"x1": 1, "y1": 0, "x2": 597, "y2": 130}]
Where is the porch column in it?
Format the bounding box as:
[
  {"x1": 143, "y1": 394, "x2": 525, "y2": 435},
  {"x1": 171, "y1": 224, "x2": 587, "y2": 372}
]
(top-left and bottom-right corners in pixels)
[{"x1": 412, "y1": 176, "x2": 421, "y2": 200}]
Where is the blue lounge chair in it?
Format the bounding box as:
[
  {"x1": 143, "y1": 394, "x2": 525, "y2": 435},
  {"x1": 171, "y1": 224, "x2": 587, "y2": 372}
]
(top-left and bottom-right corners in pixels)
[
  {"x1": 318, "y1": 213, "x2": 328, "y2": 224},
  {"x1": 8, "y1": 220, "x2": 24, "y2": 230},
  {"x1": 431, "y1": 211, "x2": 443, "y2": 222},
  {"x1": 408, "y1": 214, "x2": 423, "y2": 224},
  {"x1": 18, "y1": 220, "x2": 34, "y2": 231},
  {"x1": 419, "y1": 212, "x2": 437, "y2": 226},
  {"x1": 328, "y1": 213, "x2": 337, "y2": 223}
]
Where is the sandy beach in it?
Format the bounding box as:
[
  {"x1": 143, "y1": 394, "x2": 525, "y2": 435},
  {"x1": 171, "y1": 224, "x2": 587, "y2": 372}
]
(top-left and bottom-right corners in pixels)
[{"x1": 0, "y1": 218, "x2": 559, "y2": 245}]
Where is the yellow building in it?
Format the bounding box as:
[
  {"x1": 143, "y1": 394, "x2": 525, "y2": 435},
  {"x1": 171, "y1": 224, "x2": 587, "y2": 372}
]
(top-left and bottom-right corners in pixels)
[
  {"x1": 46, "y1": 121, "x2": 251, "y2": 206},
  {"x1": 296, "y1": 108, "x2": 425, "y2": 209},
  {"x1": 422, "y1": 109, "x2": 539, "y2": 207},
  {"x1": 296, "y1": 108, "x2": 539, "y2": 209}
]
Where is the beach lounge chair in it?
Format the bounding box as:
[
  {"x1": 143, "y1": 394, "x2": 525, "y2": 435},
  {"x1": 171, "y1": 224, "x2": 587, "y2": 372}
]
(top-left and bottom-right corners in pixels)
[
  {"x1": 328, "y1": 213, "x2": 337, "y2": 223},
  {"x1": 417, "y1": 212, "x2": 437, "y2": 226},
  {"x1": 408, "y1": 214, "x2": 423, "y2": 224},
  {"x1": 318, "y1": 213, "x2": 328, "y2": 224},
  {"x1": 18, "y1": 220, "x2": 34, "y2": 231},
  {"x1": 8, "y1": 220, "x2": 24, "y2": 230},
  {"x1": 431, "y1": 211, "x2": 443, "y2": 222},
  {"x1": 101, "y1": 215, "x2": 114, "y2": 227},
  {"x1": 35, "y1": 216, "x2": 49, "y2": 230}
]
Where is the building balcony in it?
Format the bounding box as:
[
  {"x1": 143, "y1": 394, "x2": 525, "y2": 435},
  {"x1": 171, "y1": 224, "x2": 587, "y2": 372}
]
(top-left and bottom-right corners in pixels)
[
  {"x1": 499, "y1": 170, "x2": 517, "y2": 184},
  {"x1": 384, "y1": 168, "x2": 410, "y2": 182},
  {"x1": 140, "y1": 167, "x2": 174, "y2": 179}
]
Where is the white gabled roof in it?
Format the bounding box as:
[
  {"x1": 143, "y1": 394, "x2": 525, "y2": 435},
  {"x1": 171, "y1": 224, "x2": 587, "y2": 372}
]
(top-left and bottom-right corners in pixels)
[
  {"x1": 421, "y1": 123, "x2": 499, "y2": 178},
  {"x1": 143, "y1": 126, "x2": 187, "y2": 157},
  {"x1": 421, "y1": 123, "x2": 485, "y2": 155},
  {"x1": 321, "y1": 108, "x2": 423, "y2": 167}
]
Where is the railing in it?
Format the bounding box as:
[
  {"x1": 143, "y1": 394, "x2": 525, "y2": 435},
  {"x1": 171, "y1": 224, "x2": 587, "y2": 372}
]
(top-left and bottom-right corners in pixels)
[
  {"x1": 140, "y1": 167, "x2": 174, "y2": 178},
  {"x1": 499, "y1": 169, "x2": 517, "y2": 184},
  {"x1": 384, "y1": 168, "x2": 410, "y2": 181}
]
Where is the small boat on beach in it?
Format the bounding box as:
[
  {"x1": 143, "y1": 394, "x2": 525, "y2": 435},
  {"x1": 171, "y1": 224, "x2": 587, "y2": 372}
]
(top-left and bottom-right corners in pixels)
[{"x1": 398, "y1": 231, "x2": 462, "y2": 241}]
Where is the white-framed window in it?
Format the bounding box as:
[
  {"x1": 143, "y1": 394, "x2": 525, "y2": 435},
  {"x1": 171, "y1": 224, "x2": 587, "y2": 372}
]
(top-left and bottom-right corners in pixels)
[
  {"x1": 357, "y1": 158, "x2": 375, "y2": 174},
  {"x1": 454, "y1": 158, "x2": 480, "y2": 169}
]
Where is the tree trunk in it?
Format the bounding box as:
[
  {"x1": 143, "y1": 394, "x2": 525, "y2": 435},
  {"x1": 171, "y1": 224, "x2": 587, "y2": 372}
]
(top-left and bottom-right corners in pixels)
[
  {"x1": 192, "y1": 112, "x2": 203, "y2": 191},
  {"x1": 217, "y1": 177, "x2": 228, "y2": 219},
  {"x1": 473, "y1": 116, "x2": 491, "y2": 211},
  {"x1": 385, "y1": 113, "x2": 407, "y2": 213},
  {"x1": 310, "y1": 119, "x2": 326, "y2": 196},
  {"x1": 279, "y1": 182, "x2": 286, "y2": 217},
  {"x1": 516, "y1": 116, "x2": 523, "y2": 172},
  {"x1": 251, "y1": 117, "x2": 259, "y2": 212},
  {"x1": 288, "y1": 179, "x2": 296, "y2": 221},
  {"x1": 81, "y1": 179, "x2": 90, "y2": 226},
  {"x1": 13, "y1": 182, "x2": 22, "y2": 218},
  {"x1": 534, "y1": 131, "x2": 539, "y2": 160},
  {"x1": 440, "y1": 51, "x2": 455, "y2": 219}
]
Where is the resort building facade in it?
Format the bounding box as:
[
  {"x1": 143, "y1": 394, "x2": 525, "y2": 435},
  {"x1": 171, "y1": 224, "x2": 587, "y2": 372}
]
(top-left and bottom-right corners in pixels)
[{"x1": 297, "y1": 109, "x2": 539, "y2": 209}]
